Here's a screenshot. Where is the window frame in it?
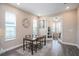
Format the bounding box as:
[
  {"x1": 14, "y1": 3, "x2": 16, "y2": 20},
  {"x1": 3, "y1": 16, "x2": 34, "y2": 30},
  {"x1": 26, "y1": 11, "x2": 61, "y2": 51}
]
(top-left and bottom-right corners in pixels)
[{"x1": 5, "y1": 11, "x2": 16, "y2": 41}]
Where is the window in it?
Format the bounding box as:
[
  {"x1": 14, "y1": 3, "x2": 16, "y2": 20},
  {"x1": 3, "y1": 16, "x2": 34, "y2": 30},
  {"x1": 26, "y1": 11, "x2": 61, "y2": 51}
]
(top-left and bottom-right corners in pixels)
[
  {"x1": 56, "y1": 22, "x2": 62, "y2": 33},
  {"x1": 32, "y1": 19, "x2": 38, "y2": 38},
  {"x1": 52, "y1": 21, "x2": 62, "y2": 33},
  {"x1": 5, "y1": 11, "x2": 16, "y2": 41},
  {"x1": 52, "y1": 22, "x2": 56, "y2": 32},
  {"x1": 39, "y1": 20, "x2": 46, "y2": 28}
]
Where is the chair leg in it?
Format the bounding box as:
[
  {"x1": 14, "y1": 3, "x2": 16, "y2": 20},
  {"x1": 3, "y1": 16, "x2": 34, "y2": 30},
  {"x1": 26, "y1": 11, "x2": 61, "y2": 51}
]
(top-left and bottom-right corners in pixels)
[
  {"x1": 44, "y1": 39, "x2": 46, "y2": 45},
  {"x1": 31, "y1": 42, "x2": 34, "y2": 55},
  {"x1": 26, "y1": 42, "x2": 27, "y2": 48},
  {"x1": 39, "y1": 41, "x2": 43, "y2": 49},
  {"x1": 35, "y1": 45, "x2": 37, "y2": 52},
  {"x1": 23, "y1": 40, "x2": 25, "y2": 50}
]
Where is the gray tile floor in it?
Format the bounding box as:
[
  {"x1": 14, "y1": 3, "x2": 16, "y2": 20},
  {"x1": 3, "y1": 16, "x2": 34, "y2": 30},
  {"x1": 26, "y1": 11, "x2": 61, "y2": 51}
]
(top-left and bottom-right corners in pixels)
[{"x1": 0, "y1": 39, "x2": 79, "y2": 56}]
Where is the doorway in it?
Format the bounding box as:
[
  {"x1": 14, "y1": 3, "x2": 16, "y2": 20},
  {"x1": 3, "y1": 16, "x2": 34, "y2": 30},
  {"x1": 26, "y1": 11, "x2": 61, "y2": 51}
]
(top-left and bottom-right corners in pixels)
[{"x1": 52, "y1": 17, "x2": 63, "y2": 40}]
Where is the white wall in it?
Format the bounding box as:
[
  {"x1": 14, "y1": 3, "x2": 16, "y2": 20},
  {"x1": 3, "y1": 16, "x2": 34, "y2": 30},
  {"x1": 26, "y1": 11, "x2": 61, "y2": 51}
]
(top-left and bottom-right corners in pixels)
[{"x1": 0, "y1": 4, "x2": 33, "y2": 52}]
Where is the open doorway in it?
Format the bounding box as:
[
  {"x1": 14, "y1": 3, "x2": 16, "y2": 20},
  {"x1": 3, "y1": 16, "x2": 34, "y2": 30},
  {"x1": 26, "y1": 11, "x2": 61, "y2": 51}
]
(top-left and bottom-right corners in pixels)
[
  {"x1": 52, "y1": 16, "x2": 63, "y2": 40},
  {"x1": 47, "y1": 16, "x2": 63, "y2": 40}
]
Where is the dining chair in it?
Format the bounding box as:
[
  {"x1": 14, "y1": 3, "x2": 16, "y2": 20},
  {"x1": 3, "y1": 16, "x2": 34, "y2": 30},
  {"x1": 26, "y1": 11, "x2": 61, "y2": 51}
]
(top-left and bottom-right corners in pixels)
[{"x1": 23, "y1": 35, "x2": 32, "y2": 50}]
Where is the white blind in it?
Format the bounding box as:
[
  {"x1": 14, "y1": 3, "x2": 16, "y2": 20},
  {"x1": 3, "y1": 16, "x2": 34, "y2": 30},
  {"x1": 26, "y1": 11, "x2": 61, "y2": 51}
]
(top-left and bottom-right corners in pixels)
[{"x1": 5, "y1": 11, "x2": 16, "y2": 41}]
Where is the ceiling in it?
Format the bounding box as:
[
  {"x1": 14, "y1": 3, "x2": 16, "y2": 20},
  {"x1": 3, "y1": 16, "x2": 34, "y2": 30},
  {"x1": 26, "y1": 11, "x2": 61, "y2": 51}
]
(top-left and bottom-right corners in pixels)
[{"x1": 10, "y1": 3, "x2": 79, "y2": 16}]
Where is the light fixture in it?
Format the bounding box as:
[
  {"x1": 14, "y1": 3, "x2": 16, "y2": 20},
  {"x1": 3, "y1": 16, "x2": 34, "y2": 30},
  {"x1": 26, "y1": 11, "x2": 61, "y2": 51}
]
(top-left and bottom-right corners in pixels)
[
  {"x1": 66, "y1": 6, "x2": 70, "y2": 10},
  {"x1": 64, "y1": 3, "x2": 70, "y2": 10},
  {"x1": 17, "y1": 3, "x2": 20, "y2": 5},
  {"x1": 53, "y1": 17, "x2": 59, "y2": 22},
  {"x1": 38, "y1": 14, "x2": 41, "y2": 16}
]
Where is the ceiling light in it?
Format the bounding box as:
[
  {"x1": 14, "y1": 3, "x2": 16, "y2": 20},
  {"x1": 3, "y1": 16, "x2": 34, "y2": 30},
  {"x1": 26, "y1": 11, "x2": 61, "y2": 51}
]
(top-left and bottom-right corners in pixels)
[
  {"x1": 38, "y1": 14, "x2": 41, "y2": 16},
  {"x1": 66, "y1": 6, "x2": 70, "y2": 10},
  {"x1": 17, "y1": 3, "x2": 20, "y2": 5}
]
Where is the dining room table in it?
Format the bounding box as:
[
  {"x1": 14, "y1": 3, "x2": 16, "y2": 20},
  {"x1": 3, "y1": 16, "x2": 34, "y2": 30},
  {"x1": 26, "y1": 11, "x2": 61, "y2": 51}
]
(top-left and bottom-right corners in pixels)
[{"x1": 23, "y1": 35, "x2": 46, "y2": 55}]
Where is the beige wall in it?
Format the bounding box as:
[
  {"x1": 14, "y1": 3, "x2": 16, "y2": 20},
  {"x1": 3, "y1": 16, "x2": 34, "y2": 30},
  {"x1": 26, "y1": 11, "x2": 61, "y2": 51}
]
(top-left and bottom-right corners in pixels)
[
  {"x1": 62, "y1": 9, "x2": 77, "y2": 44},
  {"x1": 77, "y1": 8, "x2": 79, "y2": 46},
  {"x1": 53, "y1": 9, "x2": 77, "y2": 44},
  {"x1": 0, "y1": 4, "x2": 33, "y2": 52}
]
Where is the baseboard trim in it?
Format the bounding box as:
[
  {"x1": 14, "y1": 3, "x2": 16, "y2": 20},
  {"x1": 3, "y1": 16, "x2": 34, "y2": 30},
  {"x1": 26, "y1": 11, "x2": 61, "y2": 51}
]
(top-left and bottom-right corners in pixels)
[
  {"x1": 0, "y1": 44, "x2": 23, "y2": 55},
  {"x1": 58, "y1": 39, "x2": 78, "y2": 47},
  {"x1": 74, "y1": 44, "x2": 79, "y2": 49}
]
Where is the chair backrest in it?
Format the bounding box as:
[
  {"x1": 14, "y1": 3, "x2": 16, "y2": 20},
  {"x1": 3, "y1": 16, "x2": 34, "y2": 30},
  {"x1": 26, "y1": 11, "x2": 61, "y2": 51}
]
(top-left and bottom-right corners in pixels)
[
  {"x1": 25, "y1": 35, "x2": 31, "y2": 39},
  {"x1": 36, "y1": 35, "x2": 46, "y2": 42},
  {"x1": 36, "y1": 37, "x2": 41, "y2": 41}
]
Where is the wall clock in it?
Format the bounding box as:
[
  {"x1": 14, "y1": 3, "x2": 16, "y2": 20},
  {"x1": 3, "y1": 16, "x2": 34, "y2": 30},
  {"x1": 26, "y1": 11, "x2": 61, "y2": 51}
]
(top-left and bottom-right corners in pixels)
[{"x1": 22, "y1": 18, "x2": 30, "y2": 28}]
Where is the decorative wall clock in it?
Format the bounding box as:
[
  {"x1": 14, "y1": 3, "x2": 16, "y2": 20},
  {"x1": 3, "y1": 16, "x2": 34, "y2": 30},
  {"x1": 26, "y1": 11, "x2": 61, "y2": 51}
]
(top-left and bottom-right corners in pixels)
[{"x1": 22, "y1": 18, "x2": 30, "y2": 28}]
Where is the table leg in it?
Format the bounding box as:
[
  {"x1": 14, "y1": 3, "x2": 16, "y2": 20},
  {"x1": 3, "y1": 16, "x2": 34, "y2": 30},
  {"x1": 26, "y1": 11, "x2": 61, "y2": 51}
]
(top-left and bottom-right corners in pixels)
[
  {"x1": 26, "y1": 41, "x2": 27, "y2": 48},
  {"x1": 35, "y1": 41, "x2": 37, "y2": 52},
  {"x1": 31, "y1": 41, "x2": 33, "y2": 55},
  {"x1": 44, "y1": 38, "x2": 46, "y2": 45}
]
